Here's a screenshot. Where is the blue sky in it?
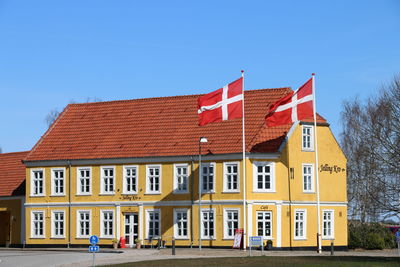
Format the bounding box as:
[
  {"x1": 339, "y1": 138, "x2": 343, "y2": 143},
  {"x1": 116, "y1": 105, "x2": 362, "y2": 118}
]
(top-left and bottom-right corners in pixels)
[{"x1": 0, "y1": 0, "x2": 399, "y2": 153}]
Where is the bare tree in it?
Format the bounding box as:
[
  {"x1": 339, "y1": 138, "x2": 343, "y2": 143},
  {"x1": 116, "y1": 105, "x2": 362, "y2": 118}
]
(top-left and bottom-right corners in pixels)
[
  {"x1": 45, "y1": 97, "x2": 102, "y2": 127},
  {"x1": 341, "y1": 75, "x2": 400, "y2": 222}
]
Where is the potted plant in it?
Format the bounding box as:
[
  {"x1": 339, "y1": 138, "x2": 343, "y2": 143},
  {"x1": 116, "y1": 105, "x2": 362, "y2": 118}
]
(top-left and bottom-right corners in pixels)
[
  {"x1": 266, "y1": 240, "x2": 273, "y2": 250},
  {"x1": 135, "y1": 238, "x2": 142, "y2": 249},
  {"x1": 112, "y1": 238, "x2": 119, "y2": 249}
]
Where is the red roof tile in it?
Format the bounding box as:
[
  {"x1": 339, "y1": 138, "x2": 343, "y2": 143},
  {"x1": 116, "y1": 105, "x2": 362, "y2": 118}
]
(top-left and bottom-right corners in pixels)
[
  {"x1": 0, "y1": 151, "x2": 29, "y2": 196},
  {"x1": 25, "y1": 88, "x2": 327, "y2": 162}
]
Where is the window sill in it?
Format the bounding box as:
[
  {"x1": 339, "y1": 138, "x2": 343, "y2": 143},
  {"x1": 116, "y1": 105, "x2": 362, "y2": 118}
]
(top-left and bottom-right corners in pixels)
[
  {"x1": 222, "y1": 237, "x2": 235, "y2": 240},
  {"x1": 99, "y1": 193, "x2": 115, "y2": 196},
  {"x1": 30, "y1": 237, "x2": 45, "y2": 239},
  {"x1": 252, "y1": 190, "x2": 276, "y2": 193},
  {"x1": 76, "y1": 193, "x2": 92, "y2": 196},
  {"x1": 200, "y1": 238, "x2": 217, "y2": 240},
  {"x1": 294, "y1": 238, "x2": 307, "y2": 241},
  {"x1": 122, "y1": 192, "x2": 138, "y2": 195},
  {"x1": 174, "y1": 237, "x2": 189, "y2": 240},
  {"x1": 301, "y1": 149, "x2": 314, "y2": 152},
  {"x1": 100, "y1": 236, "x2": 115, "y2": 239},
  {"x1": 322, "y1": 237, "x2": 335, "y2": 240},
  {"x1": 173, "y1": 191, "x2": 189, "y2": 194},
  {"x1": 50, "y1": 195, "x2": 66, "y2": 197},
  {"x1": 144, "y1": 192, "x2": 161, "y2": 195},
  {"x1": 50, "y1": 236, "x2": 66, "y2": 239},
  {"x1": 76, "y1": 236, "x2": 91, "y2": 239},
  {"x1": 29, "y1": 195, "x2": 45, "y2": 197},
  {"x1": 302, "y1": 191, "x2": 315, "y2": 194},
  {"x1": 200, "y1": 191, "x2": 215, "y2": 194},
  {"x1": 222, "y1": 191, "x2": 240, "y2": 194}
]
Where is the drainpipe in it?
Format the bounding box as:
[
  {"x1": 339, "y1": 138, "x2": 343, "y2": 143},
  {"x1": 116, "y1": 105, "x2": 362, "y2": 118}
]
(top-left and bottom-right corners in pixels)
[
  {"x1": 67, "y1": 160, "x2": 71, "y2": 248},
  {"x1": 190, "y1": 156, "x2": 194, "y2": 248}
]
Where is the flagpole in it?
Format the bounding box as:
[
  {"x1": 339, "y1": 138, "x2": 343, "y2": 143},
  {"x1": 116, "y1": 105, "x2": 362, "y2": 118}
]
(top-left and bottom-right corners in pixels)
[
  {"x1": 312, "y1": 73, "x2": 322, "y2": 253},
  {"x1": 241, "y1": 70, "x2": 247, "y2": 250}
]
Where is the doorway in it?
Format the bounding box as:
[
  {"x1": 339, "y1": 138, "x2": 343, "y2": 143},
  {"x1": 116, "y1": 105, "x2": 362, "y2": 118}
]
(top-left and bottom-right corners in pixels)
[{"x1": 124, "y1": 213, "x2": 138, "y2": 248}]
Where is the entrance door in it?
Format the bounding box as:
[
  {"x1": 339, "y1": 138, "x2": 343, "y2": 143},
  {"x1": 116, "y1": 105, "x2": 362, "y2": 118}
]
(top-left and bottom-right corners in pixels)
[{"x1": 124, "y1": 213, "x2": 138, "y2": 248}]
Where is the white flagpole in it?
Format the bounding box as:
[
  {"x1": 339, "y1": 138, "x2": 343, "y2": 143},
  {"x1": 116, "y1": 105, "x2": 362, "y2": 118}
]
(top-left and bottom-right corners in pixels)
[
  {"x1": 241, "y1": 70, "x2": 247, "y2": 250},
  {"x1": 312, "y1": 73, "x2": 322, "y2": 253}
]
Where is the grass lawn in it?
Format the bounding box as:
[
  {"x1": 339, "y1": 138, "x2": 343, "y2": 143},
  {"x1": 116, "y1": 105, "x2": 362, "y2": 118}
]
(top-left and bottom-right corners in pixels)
[{"x1": 106, "y1": 256, "x2": 400, "y2": 267}]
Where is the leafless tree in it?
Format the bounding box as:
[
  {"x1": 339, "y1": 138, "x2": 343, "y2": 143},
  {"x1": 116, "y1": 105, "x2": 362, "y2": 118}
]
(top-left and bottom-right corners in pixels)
[
  {"x1": 45, "y1": 97, "x2": 102, "y2": 127},
  {"x1": 341, "y1": 75, "x2": 400, "y2": 222}
]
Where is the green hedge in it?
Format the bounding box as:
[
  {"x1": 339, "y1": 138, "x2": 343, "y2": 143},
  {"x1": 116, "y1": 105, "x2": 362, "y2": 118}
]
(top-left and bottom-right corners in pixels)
[{"x1": 348, "y1": 222, "x2": 396, "y2": 249}]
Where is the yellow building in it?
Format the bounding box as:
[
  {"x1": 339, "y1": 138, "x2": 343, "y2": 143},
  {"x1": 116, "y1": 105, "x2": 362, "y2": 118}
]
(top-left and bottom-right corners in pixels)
[{"x1": 23, "y1": 88, "x2": 347, "y2": 250}]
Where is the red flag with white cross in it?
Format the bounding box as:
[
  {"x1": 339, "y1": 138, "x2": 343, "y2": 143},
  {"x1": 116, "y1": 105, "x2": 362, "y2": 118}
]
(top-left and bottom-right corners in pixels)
[
  {"x1": 198, "y1": 77, "x2": 243, "y2": 126},
  {"x1": 266, "y1": 78, "x2": 314, "y2": 127}
]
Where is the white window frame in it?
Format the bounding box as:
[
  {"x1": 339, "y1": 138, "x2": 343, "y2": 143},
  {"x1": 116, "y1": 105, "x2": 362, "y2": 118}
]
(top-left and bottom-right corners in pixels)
[
  {"x1": 173, "y1": 209, "x2": 189, "y2": 239},
  {"x1": 51, "y1": 210, "x2": 65, "y2": 238},
  {"x1": 302, "y1": 164, "x2": 315, "y2": 193},
  {"x1": 123, "y1": 165, "x2": 138, "y2": 194},
  {"x1": 302, "y1": 125, "x2": 314, "y2": 151},
  {"x1": 201, "y1": 162, "x2": 215, "y2": 193},
  {"x1": 76, "y1": 167, "x2": 92, "y2": 195},
  {"x1": 223, "y1": 208, "x2": 240, "y2": 239},
  {"x1": 294, "y1": 209, "x2": 307, "y2": 240},
  {"x1": 100, "y1": 210, "x2": 115, "y2": 238},
  {"x1": 100, "y1": 166, "x2": 115, "y2": 195},
  {"x1": 146, "y1": 209, "x2": 161, "y2": 239},
  {"x1": 256, "y1": 211, "x2": 273, "y2": 238},
  {"x1": 322, "y1": 210, "x2": 335, "y2": 239},
  {"x1": 223, "y1": 162, "x2": 240, "y2": 193},
  {"x1": 252, "y1": 161, "x2": 275, "y2": 192},
  {"x1": 30, "y1": 169, "x2": 45, "y2": 197},
  {"x1": 31, "y1": 210, "x2": 45, "y2": 238},
  {"x1": 173, "y1": 164, "x2": 189, "y2": 194},
  {"x1": 146, "y1": 165, "x2": 161, "y2": 194},
  {"x1": 76, "y1": 210, "x2": 91, "y2": 238},
  {"x1": 201, "y1": 208, "x2": 216, "y2": 240},
  {"x1": 51, "y1": 168, "x2": 65, "y2": 196}
]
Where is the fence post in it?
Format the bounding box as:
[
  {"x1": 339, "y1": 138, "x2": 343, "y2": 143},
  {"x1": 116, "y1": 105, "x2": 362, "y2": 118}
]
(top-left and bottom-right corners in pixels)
[
  {"x1": 172, "y1": 237, "x2": 176, "y2": 255},
  {"x1": 157, "y1": 237, "x2": 161, "y2": 250},
  {"x1": 330, "y1": 241, "x2": 334, "y2": 256}
]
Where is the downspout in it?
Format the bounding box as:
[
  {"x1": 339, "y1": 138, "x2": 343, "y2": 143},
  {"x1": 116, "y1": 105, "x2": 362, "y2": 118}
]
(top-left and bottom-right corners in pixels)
[
  {"x1": 67, "y1": 160, "x2": 71, "y2": 248},
  {"x1": 190, "y1": 156, "x2": 194, "y2": 248}
]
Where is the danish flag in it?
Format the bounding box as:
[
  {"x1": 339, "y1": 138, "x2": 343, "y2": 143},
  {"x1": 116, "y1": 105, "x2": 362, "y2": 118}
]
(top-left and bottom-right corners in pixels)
[
  {"x1": 266, "y1": 77, "x2": 314, "y2": 127},
  {"x1": 198, "y1": 77, "x2": 243, "y2": 126}
]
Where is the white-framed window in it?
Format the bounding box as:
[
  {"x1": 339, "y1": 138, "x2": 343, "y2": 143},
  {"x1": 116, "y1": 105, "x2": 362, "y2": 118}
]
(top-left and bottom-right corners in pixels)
[
  {"x1": 174, "y1": 209, "x2": 189, "y2": 239},
  {"x1": 322, "y1": 210, "x2": 334, "y2": 239},
  {"x1": 302, "y1": 164, "x2": 314, "y2": 192},
  {"x1": 201, "y1": 209, "x2": 215, "y2": 239},
  {"x1": 224, "y1": 209, "x2": 239, "y2": 239},
  {"x1": 253, "y1": 162, "x2": 275, "y2": 192},
  {"x1": 100, "y1": 210, "x2": 114, "y2": 238},
  {"x1": 51, "y1": 210, "x2": 65, "y2": 238},
  {"x1": 223, "y1": 162, "x2": 240, "y2": 193},
  {"x1": 101, "y1": 166, "x2": 115, "y2": 194},
  {"x1": 31, "y1": 210, "x2": 45, "y2": 238},
  {"x1": 174, "y1": 164, "x2": 189, "y2": 194},
  {"x1": 146, "y1": 209, "x2": 161, "y2": 239},
  {"x1": 31, "y1": 169, "x2": 44, "y2": 196},
  {"x1": 51, "y1": 168, "x2": 65, "y2": 196},
  {"x1": 257, "y1": 211, "x2": 272, "y2": 238},
  {"x1": 201, "y1": 162, "x2": 215, "y2": 193},
  {"x1": 123, "y1": 165, "x2": 138, "y2": 194},
  {"x1": 294, "y1": 209, "x2": 307, "y2": 240},
  {"x1": 302, "y1": 125, "x2": 314, "y2": 151},
  {"x1": 146, "y1": 165, "x2": 161, "y2": 194},
  {"x1": 77, "y1": 167, "x2": 91, "y2": 195},
  {"x1": 77, "y1": 210, "x2": 91, "y2": 238}
]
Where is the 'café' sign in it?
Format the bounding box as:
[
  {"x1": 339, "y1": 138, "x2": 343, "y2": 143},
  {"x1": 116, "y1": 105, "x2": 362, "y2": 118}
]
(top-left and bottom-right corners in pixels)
[{"x1": 319, "y1": 164, "x2": 345, "y2": 174}]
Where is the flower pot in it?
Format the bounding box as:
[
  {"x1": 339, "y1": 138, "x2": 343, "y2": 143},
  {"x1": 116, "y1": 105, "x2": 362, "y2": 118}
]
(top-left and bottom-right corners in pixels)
[
  {"x1": 136, "y1": 243, "x2": 141, "y2": 249},
  {"x1": 113, "y1": 242, "x2": 118, "y2": 249}
]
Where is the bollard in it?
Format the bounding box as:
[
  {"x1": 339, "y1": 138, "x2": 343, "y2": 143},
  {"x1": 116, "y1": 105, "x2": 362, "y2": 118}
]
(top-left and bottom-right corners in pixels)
[
  {"x1": 330, "y1": 241, "x2": 334, "y2": 256},
  {"x1": 157, "y1": 237, "x2": 161, "y2": 250},
  {"x1": 172, "y1": 238, "x2": 176, "y2": 255}
]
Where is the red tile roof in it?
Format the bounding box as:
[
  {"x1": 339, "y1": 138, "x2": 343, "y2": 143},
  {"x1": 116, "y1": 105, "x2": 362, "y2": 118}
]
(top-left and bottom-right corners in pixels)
[
  {"x1": 0, "y1": 151, "x2": 29, "y2": 196},
  {"x1": 25, "y1": 88, "x2": 326, "y2": 162}
]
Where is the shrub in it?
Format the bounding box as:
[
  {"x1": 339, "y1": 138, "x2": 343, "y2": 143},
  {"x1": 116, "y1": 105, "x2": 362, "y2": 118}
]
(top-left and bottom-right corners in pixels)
[
  {"x1": 348, "y1": 221, "x2": 396, "y2": 249},
  {"x1": 364, "y1": 233, "x2": 385, "y2": 249}
]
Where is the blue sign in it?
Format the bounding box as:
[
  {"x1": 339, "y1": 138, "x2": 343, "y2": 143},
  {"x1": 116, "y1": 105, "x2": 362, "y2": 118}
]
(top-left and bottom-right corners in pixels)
[
  {"x1": 396, "y1": 231, "x2": 400, "y2": 243},
  {"x1": 89, "y1": 235, "x2": 99, "y2": 245},
  {"x1": 89, "y1": 245, "x2": 100, "y2": 252},
  {"x1": 250, "y1": 236, "x2": 262, "y2": 246}
]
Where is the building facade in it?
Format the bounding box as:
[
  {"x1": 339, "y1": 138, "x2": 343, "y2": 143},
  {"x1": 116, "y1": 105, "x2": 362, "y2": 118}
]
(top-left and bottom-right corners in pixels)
[{"x1": 23, "y1": 88, "x2": 347, "y2": 249}]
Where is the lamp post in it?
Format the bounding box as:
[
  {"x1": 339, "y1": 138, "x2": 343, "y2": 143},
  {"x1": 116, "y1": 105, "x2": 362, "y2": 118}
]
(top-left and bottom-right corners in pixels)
[{"x1": 198, "y1": 137, "x2": 208, "y2": 250}]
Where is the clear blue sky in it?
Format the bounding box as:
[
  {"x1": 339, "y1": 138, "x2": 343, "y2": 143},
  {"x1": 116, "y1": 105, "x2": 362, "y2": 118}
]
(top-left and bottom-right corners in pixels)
[{"x1": 0, "y1": 0, "x2": 399, "y2": 153}]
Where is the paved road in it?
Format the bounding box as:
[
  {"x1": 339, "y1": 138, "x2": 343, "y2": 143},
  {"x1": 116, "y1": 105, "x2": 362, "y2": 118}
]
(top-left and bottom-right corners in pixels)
[{"x1": 0, "y1": 248, "x2": 398, "y2": 267}]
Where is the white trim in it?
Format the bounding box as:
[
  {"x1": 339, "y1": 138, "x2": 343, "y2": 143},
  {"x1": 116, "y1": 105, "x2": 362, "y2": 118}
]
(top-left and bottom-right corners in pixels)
[
  {"x1": 223, "y1": 162, "x2": 240, "y2": 193},
  {"x1": 322, "y1": 209, "x2": 335, "y2": 240},
  {"x1": 76, "y1": 167, "x2": 92, "y2": 196},
  {"x1": 173, "y1": 208, "x2": 190, "y2": 239},
  {"x1": 301, "y1": 125, "x2": 314, "y2": 151},
  {"x1": 252, "y1": 161, "x2": 276, "y2": 193},
  {"x1": 139, "y1": 205, "x2": 143, "y2": 242},
  {"x1": 145, "y1": 209, "x2": 161, "y2": 239},
  {"x1": 51, "y1": 210, "x2": 66, "y2": 238},
  {"x1": 100, "y1": 166, "x2": 115, "y2": 195},
  {"x1": 76, "y1": 209, "x2": 92, "y2": 238},
  {"x1": 146, "y1": 165, "x2": 162, "y2": 194},
  {"x1": 247, "y1": 203, "x2": 253, "y2": 237},
  {"x1": 223, "y1": 208, "x2": 240, "y2": 239},
  {"x1": 30, "y1": 168, "x2": 45, "y2": 197},
  {"x1": 100, "y1": 209, "x2": 115, "y2": 238},
  {"x1": 200, "y1": 208, "x2": 216, "y2": 240},
  {"x1": 173, "y1": 163, "x2": 189, "y2": 194},
  {"x1": 123, "y1": 165, "x2": 138, "y2": 194},
  {"x1": 200, "y1": 162, "x2": 216, "y2": 193},
  {"x1": 294, "y1": 209, "x2": 307, "y2": 240},
  {"x1": 276, "y1": 204, "x2": 282, "y2": 247},
  {"x1": 30, "y1": 210, "x2": 45, "y2": 238},
  {"x1": 51, "y1": 168, "x2": 66, "y2": 196},
  {"x1": 302, "y1": 163, "x2": 315, "y2": 193}
]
